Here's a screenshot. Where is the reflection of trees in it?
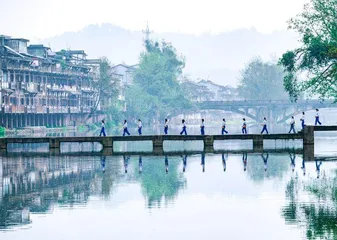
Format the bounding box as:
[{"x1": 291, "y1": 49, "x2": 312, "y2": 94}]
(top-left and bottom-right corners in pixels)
[
  {"x1": 0, "y1": 155, "x2": 123, "y2": 229},
  {"x1": 282, "y1": 173, "x2": 337, "y2": 239},
  {"x1": 246, "y1": 154, "x2": 290, "y2": 182},
  {"x1": 133, "y1": 156, "x2": 186, "y2": 208}
]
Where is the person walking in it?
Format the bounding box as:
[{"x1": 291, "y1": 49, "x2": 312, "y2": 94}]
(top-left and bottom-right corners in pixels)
[
  {"x1": 164, "y1": 119, "x2": 169, "y2": 135},
  {"x1": 138, "y1": 119, "x2": 142, "y2": 135},
  {"x1": 200, "y1": 119, "x2": 205, "y2": 135},
  {"x1": 99, "y1": 120, "x2": 106, "y2": 137},
  {"x1": 242, "y1": 118, "x2": 247, "y2": 134},
  {"x1": 261, "y1": 117, "x2": 268, "y2": 134},
  {"x1": 315, "y1": 109, "x2": 322, "y2": 125},
  {"x1": 180, "y1": 119, "x2": 187, "y2": 135},
  {"x1": 123, "y1": 120, "x2": 130, "y2": 136},
  {"x1": 289, "y1": 116, "x2": 296, "y2": 133},
  {"x1": 221, "y1": 118, "x2": 228, "y2": 135},
  {"x1": 300, "y1": 112, "x2": 306, "y2": 130}
]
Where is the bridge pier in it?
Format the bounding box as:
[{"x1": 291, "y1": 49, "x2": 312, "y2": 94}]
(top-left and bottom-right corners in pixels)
[
  {"x1": 203, "y1": 136, "x2": 214, "y2": 151},
  {"x1": 303, "y1": 126, "x2": 314, "y2": 145},
  {"x1": 303, "y1": 126, "x2": 314, "y2": 161},
  {"x1": 49, "y1": 138, "x2": 61, "y2": 149},
  {"x1": 153, "y1": 136, "x2": 164, "y2": 153},
  {"x1": 0, "y1": 139, "x2": 7, "y2": 150},
  {"x1": 253, "y1": 135, "x2": 263, "y2": 151},
  {"x1": 101, "y1": 137, "x2": 113, "y2": 148}
]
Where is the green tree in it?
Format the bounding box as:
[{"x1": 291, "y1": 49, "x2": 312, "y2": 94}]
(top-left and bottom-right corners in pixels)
[
  {"x1": 91, "y1": 57, "x2": 124, "y2": 125},
  {"x1": 238, "y1": 58, "x2": 289, "y2": 100},
  {"x1": 126, "y1": 40, "x2": 192, "y2": 123},
  {"x1": 279, "y1": 0, "x2": 337, "y2": 101}
]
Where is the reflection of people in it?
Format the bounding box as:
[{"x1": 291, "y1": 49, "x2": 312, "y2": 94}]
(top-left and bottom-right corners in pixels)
[
  {"x1": 261, "y1": 117, "x2": 268, "y2": 134},
  {"x1": 222, "y1": 153, "x2": 226, "y2": 172},
  {"x1": 242, "y1": 152, "x2": 248, "y2": 171},
  {"x1": 261, "y1": 153, "x2": 268, "y2": 171},
  {"x1": 165, "y1": 155, "x2": 169, "y2": 173},
  {"x1": 182, "y1": 155, "x2": 187, "y2": 172},
  {"x1": 289, "y1": 153, "x2": 296, "y2": 172},
  {"x1": 123, "y1": 155, "x2": 129, "y2": 173},
  {"x1": 315, "y1": 159, "x2": 322, "y2": 179},
  {"x1": 200, "y1": 119, "x2": 205, "y2": 135},
  {"x1": 289, "y1": 116, "x2": 296, "y2": 134},
  {"x1": 201, "y1": 153, "x2": 205, "y2": 172},
  {"x1": 139, "y1": 156, "x2": 143, "y2": 174},
  {"x1": 242, "y1": 118, "x2": 247, "y2": 134},
  {"x1": 301, "y1": 159, "x2": 306, "y2": 176},
  {"x1": 101, "y1": 156, "x2": 106, "y2": 173},
  {"x1": 315, "y1": 109, "x2": 322, "y2": 126}
]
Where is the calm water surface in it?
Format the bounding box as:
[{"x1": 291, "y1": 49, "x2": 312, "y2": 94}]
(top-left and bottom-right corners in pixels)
[{"x1": 0, "y1": 134, "x2": 337, "y2": 239}]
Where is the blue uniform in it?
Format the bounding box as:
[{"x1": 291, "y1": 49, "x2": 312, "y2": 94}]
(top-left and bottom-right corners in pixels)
[
  {"x1": 261, "y1": 120, "x2": 268, "y2": 134},
  {"x1": 200, "y1": 122, "x2": 205, "y2": 135},
  {"x1": 315, "y1": 112, "x2": 322, "y2": 125},
  {"x1": 222, "y1": 121, "x2": 228, "y2": 135},
  {"x1": 289, "y1": 119, "x2": 296, "y2": 133},
  {"x1": 180, "y1": 122, "x2": 187, "y2": 135},
  {"x1": 164, "y1": 122, "x2": 169, "y2": 135},
  {"x1": 300, "y1": 114, "x2": 305, "y2": 129},
  {"x1": 242, "y1": 121, "x2": 247, "y2": 134},
  {"x1": 99, "y1": 122, "x2": 106, "y2": 136},
  {"x1": 123, "y1": 122, "x2": 130, "y2": 136},
  {"x1": 138, "y1": 121, "x2": 142, "y2": 135}
]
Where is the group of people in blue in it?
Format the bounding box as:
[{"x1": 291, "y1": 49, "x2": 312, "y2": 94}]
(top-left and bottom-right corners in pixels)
[{"x1": 99, "y1": 109, "x2": 323, "y2": 136}]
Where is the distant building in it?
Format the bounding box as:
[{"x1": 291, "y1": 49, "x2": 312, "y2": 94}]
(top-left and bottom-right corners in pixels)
[
  {"x1": 196, "y1": 79, "x2": 240, "y2": 101},
  {"x1": 111, "y1": 63, "x2": 137, "y2": 86},
  {"x1": 0, "y1": 35, "x2": 99, "y2": 128}
]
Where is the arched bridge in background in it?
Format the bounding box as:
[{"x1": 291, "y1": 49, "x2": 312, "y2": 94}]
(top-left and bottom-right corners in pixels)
[{"x1": 197, "y1": 100, "x2": 337, "y2": 123}]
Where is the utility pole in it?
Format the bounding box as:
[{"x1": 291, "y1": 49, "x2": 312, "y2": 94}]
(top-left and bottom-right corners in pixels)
[{"x1": 142, "y1": 22, "x2": 153, "y2": 42}]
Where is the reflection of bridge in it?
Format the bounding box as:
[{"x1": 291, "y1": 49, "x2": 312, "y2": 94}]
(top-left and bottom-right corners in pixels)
[{"x1": 198, "y1": 100, "x2": 337, "y2": 123}]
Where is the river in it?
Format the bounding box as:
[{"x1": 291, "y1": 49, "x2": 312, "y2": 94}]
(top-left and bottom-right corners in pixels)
[{"x1": 0, "y1": 131, "x2": 336, "y2": 239}]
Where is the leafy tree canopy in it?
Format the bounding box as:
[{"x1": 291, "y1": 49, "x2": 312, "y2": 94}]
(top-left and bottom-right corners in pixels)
[
  {"x1": 279, "y1": 0, "x2": 337, "y2": 101},
  {"x1": 126, "y1": 39, "x2": 192, "y2": 123},
  {"x1": 238, "y1": 57, "x2": 289, "y2": 100}
]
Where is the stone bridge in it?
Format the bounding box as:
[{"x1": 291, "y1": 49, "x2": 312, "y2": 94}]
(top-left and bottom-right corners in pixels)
[{"x1": 197, "y1": 100, "x2": 337, "y2": 123}]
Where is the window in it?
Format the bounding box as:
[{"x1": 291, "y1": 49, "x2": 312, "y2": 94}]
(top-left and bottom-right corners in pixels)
[{"x1": 21, "y1": 98, "x2": 24, "y2": 105}]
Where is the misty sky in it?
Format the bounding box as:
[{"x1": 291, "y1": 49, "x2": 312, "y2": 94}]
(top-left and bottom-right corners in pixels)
[{"x1": 1, "y1": 0, "x2": 307, "y2": 39}]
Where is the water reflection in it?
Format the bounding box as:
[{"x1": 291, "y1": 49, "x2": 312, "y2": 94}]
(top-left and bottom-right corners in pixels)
[
  {"x1": 0, "y1": 152, "x2": 336, "y2": 239},
  {"x1": 281, "y1": 159, "x2": 337, "y2": 240},
  {"x1": 222, "y1": 153, "x2": 226, "y2": 172}
]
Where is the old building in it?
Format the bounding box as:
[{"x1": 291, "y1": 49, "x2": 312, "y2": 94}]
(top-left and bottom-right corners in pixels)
[{"x1": 0, "y1": 35, "x2": 98, "y2": 128}]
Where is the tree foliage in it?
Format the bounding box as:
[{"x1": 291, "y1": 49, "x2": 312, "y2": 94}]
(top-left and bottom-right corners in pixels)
[
  {"x1": 279, "y1": 0, "x2": 337, "y2": 101},
  {"x1": 91, "y1": 57, "x2": 124, "y2": 124},
  {"x1": 238, "y1": 58, "x2": 289, "y2": 100},
  {"x1": 126, "y1": 40, "x2": 192, "y2": 123}
]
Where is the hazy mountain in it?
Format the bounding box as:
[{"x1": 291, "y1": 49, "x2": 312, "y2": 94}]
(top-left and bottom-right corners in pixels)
[{"x1": 37, "y1": 23, "x2": 299, "y2": 86}]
